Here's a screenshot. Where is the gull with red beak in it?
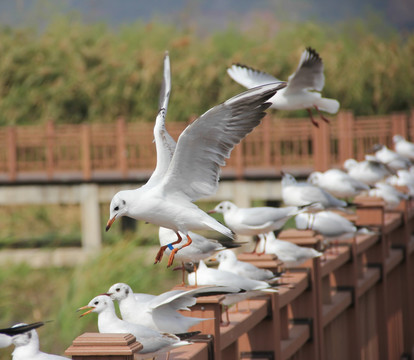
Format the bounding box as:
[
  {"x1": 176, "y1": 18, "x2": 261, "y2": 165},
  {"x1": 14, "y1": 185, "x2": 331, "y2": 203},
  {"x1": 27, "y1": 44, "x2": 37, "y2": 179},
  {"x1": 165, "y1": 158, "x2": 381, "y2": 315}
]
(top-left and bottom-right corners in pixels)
[{"x1": 105, "y1": 52, "x2": 286, "y2": 267}]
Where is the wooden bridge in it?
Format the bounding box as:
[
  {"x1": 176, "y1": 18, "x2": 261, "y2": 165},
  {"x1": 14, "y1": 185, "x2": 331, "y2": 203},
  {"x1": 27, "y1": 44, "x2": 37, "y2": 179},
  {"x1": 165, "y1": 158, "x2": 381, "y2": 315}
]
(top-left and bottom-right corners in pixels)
[
  {"x1": 64, "y1": 195, "x2": 414, "y2": 360},
  {"x1": 1, "y1": 110, "x2": 413, "y2": 183}
]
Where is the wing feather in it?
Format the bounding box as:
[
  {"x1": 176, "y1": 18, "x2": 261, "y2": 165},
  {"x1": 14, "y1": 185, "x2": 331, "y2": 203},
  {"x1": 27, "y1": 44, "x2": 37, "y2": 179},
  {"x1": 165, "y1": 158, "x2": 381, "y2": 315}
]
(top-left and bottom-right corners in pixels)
[
  {"x1": 161, "y1": 83, "x2": 286, "y2": 200},
  {"x1": 227, "y1": 63, "x2": 281, "y2": 89}
]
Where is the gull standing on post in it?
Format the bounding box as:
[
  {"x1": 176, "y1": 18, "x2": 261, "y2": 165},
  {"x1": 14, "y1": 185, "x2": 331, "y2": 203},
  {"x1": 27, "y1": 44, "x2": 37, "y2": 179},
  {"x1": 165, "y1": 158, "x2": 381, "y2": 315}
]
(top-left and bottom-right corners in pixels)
[
  {"x1": 281, "y1": 172, "x2": 347, "y2": 209},
  {"x1": 105, "y1": 52, "x2": 286, "y2": 267},
  {"x1": 227, "y1": 47, "x2": 340, "y2": 127},
  {"x1": 393, "y1": 135, "x2": 414, "y2": 161},
  {"x1": 307, "y1": 169, "x2": 370, "y2": 198},
  {"x1": 106, "y1": 283, "x2": 238, "y2": 333},
  {"x1": 372, "y1": 144, "x2": 411, "y2": 171},
  {"x1": 78, "y1": 295, "x2": 198, "y2": 357},
  {"x1": 343, "y1": 157, "x2": 393, "y2": 186}
]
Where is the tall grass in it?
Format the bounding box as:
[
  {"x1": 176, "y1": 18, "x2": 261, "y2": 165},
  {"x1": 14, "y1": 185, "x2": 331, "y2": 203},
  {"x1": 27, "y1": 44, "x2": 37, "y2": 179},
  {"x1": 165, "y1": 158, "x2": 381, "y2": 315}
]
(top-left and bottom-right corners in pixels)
[{"x1": 0, "y1": 17, "x2": 412, "y2": 126}]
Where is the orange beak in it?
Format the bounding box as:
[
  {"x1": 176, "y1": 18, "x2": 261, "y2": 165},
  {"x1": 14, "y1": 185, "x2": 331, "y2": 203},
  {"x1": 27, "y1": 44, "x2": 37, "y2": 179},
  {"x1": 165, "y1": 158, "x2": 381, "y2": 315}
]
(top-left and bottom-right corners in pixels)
[
  {"x1": 207, "y1": 210, "x2": 216, "y2": 214},
  {"x1": 106, "y1": 216, "x2": 117, "y2": 232},
  {"x1": 77, "y1": 305, "x2": 95, "y2": 318}
]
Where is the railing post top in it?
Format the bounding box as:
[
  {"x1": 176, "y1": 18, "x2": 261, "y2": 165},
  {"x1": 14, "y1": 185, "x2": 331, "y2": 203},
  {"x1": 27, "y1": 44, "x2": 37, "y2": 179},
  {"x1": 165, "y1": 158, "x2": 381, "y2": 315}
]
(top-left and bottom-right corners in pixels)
[{"x1": 65, "y1": 333, "x2": 143, "y2": 357}]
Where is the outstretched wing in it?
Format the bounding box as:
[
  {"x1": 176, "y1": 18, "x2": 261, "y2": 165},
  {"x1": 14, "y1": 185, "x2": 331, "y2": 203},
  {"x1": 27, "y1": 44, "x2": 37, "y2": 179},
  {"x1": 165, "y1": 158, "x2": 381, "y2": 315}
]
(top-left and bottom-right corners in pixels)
[
  {"x1": 0, "y1": 322, "x2": 45, "y2": 336},
  {"x1": 227, "y1": 63, "x2": 281, "y2": 89},
  {"x1": 161, "y1": 82, "x2": 286, "y2": 201},
  {"x1": 146, "y1": 51, "x2": 177, "y2": 188},
  {"x1": 285, "y1": 47, "x2": 325, "y2": 94}
]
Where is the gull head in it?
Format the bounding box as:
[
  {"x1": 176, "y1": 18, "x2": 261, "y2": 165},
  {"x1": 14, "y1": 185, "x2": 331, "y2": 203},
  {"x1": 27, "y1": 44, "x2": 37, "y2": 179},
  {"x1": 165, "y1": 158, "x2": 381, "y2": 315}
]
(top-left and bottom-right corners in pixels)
[
  {"x1": 11, "y1": 324, "x2": 38, "y2": 348},
  {"x1": 209, "y1": 201, "x2": 237, "y2": 214},
  {"x1": 78, "y1": 295, "x2": 114, "y2": 317},
  {"x1": 343, "y1": 159, "x2": 358, "y2": 171},
  {"x1": 307, "y1": 172, "x2": 322, "y2": 185},
  {"x1": 281, "y1": 172, "x2": 297, "y2": 186},
  {"x1": 106, "y1": 283, "x2": 132, "y2": 301},
  {"x1": 106, "y1": 191, "x2": 129, "y2": 231},
  {"x1": 393, "y1": 135, "x2": 404, "y2": 144},
  {"x1": 216, "y1": 249, "x2": 237, "y2": 264}
]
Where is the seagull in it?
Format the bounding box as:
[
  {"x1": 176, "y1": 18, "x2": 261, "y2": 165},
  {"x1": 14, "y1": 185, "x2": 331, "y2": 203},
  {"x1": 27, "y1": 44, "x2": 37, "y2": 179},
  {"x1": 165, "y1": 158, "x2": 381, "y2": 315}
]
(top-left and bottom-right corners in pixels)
[
  {"x1": 159, "y1": 227, "x2": 242, "y2": 284},
  {"x1": 209, "y1": 200, "x2": 308, "y2": 236},
  {"x1": 0, "y1": 322, "x2": 45, "y2": 349},
  {"x1": 78, "y1": 295, "x2": 197, "y2": 356},
  {"x1": 368, "y1": 182, "x2": 408, "y2": 209},
  {"x1": 256, "y1": 232, "x2": 322, "y2": 267},
  {"x1": 295, "y1": 211, "x2": 357, "y2": 242},
  {"x1": 105, "y1": 52, "x2": 287, "y2": 267},
  {"x1": 372, "y1": 144, "x2": 411, "y2": 171},
  {"x1": 343, "y1": 158, "x2": 393, "y2": 186},
  {"x1": 11, "y1": 323, "x2": 69, "y2": 360},
  {"x1": 215, "y1": 249, "x2": 278, "y2": 281},
  {"x1": 281, "y1": 172, "x2": 347, "y2": 209},
  {"x1": 386, "y1": 169, "x2": 414, "y2": 195},
  {"x1": 227, "y1": 47, "x2": 340, "y2": 127},
  {"x1": 393, "y1": 135, "x2": 414, "y2": 160},
  {"x1": 307, "y1": 169, "x2": 370, "y2": 198},
  {"x1": 185, "y1": 260, "x2": 276, "y2": 292},
  {"x1": 106, "y1": 283, "x2": 238, "y2": 333}
]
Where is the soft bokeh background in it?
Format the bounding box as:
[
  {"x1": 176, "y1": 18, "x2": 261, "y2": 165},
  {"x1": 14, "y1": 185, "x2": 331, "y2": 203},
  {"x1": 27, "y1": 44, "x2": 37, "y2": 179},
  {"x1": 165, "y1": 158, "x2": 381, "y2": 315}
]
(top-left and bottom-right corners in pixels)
[{"x1": 0, "y1": 1, "x2": 413, "y2": 358}]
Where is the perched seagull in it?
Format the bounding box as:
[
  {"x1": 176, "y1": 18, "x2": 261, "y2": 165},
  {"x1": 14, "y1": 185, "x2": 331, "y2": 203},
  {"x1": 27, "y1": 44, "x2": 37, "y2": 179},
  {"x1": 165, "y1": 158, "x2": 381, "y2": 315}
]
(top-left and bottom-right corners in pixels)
[
  {"x1": 256, "y1": 232, "x2": 322, "y2": 267},
  {"x1": 106, "y1": 283, "x2": 237, "y2": 333},
  {"x1": 393, "y1": 135, "x2": 414, "y2": 160},
  {"x1": 215, "y1": 249, "x2": 278, "y2": 281},
  {"x1": 227, "y1": 47, "x2": 340, "y2": 127},
  {"x1": 386, "y1": 169, "x2": 414, "y2": 195},
  {"x1": 281, "y1": 172, "x2": 347, "y2": 209},
  {"x1": 343, "y1": 158, "x2": 393, "y2": 186},
  {"x1": 78, "y1": 295, "x2": 196, "y2": 357},
  {"x1": 0, "y1": 322, "x2": 45, "y2": 349},
  {"x1": 308, "y1": 169, "x2": 369, "y2": 198},
  {"x1": 185, "y1": 260, "x2": 276, "y2": 292},
  {"x1": 11, "y1": 324, "x2": 69, "y2": 360},
  {"x1": 368, "y1": 182, "x2": 408, "y2": 209},
  {"x1": 372, "y1": 144, "x2": 411, "y2": 171},
  {"x1": 105, "y1": 52, "x2": 286, "y2": 267},
  {"x1": 295, "y1": 211, "x2": 357, "y2": 242},
  {"x1": 209, "y1": 200, "x2": 307, "y2": 236}
]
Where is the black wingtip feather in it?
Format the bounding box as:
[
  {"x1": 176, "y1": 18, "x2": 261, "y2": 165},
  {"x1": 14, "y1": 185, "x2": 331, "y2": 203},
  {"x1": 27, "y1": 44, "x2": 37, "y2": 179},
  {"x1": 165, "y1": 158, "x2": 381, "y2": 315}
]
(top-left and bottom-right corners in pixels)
[
  {"x1": 175, "y1": 331, "x2": 202, "y2": 340},
  {"x1": 0, "y1": 321, "x2": 45, "y2": 336}
]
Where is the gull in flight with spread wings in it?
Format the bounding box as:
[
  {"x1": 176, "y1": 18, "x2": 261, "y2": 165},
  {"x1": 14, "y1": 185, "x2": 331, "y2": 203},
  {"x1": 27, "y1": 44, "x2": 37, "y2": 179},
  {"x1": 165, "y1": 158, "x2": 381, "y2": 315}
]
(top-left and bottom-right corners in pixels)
[
  {"x1": 227, "y1": 47, "x2": 339, "y2": 127},
  {"x1": 105, "y1": 52, "x2": 286, "y2": 266}
]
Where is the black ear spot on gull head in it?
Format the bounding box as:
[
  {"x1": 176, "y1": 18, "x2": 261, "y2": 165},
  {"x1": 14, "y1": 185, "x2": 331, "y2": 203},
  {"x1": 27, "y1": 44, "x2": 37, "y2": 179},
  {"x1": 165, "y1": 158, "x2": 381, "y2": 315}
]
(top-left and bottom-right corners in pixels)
[
  {"x1": 126, "y1": 289, "x2": 129, "y2": 295},
  {"x1": 122, "y1": 200, "x2": 126, "y2": 205}
]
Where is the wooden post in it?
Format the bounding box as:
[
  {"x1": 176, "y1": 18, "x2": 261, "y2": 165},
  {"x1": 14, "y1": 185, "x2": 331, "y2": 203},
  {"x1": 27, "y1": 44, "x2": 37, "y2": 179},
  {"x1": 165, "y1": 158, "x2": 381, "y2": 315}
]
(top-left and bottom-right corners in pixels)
[
  {"x1": 312, "y1": 118, "x2": 330, "y2": 171},
  {"x1": 65, "y1": 333, "x2": 143, "y2": 360},
  {"x1": 391, "y1": 112, "x2": 407, "y2": 139},
  {"x1": 116, "y1": 117, "x2": 127, "y2": 178},
  {"x1": 7, "y1": 126, "x2": 17, "y2": 181},
  {"x1": 337, "y1": 111, "x2": 354, "y2": 165},
  {"x1": 82, "y1": 124, "x2": 91, "y2": 181},
  {"x1": 262, "y1": 116, "x2": 271, "y2": 167},
  {"x1": 46, "y1": 120, "x2": 54, "y2": 180}
]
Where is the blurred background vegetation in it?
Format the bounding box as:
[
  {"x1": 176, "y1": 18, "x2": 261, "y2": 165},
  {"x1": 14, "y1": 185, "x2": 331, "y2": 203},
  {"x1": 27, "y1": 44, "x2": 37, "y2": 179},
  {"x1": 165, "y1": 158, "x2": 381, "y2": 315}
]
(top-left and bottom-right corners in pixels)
[{"x1": 0, "y1": 16, "x2": 413, "y2": 127}]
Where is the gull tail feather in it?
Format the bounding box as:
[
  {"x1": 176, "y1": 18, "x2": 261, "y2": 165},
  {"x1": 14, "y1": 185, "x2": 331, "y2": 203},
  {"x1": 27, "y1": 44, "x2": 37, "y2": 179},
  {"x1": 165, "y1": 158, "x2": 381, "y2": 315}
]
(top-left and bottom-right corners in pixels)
[{"x1": 316, "y1": 98, "x2": 340, "y2": 114}]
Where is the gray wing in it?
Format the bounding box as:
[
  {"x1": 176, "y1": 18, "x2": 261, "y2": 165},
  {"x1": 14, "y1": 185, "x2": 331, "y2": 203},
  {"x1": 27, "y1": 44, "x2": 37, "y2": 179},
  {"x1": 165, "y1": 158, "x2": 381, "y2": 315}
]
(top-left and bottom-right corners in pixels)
[
  {"x1": 227, "y1": 63, "x2": 281, "y2": 89},
  {"x1": 146, "y1": 51, "x2": 177, "y2": 188},
  {"x1": 161, "y1": 83, "x2": 286, "y2": 200},
  {"x1": 285, "y1": 47, "x2": 325, "y2": 94}
]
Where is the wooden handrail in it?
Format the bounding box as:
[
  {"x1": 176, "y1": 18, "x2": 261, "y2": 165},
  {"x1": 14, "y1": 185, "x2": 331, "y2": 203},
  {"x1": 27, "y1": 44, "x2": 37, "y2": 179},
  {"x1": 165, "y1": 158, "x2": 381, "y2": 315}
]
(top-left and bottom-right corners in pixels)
[
  {"x1": 64, "y1": 195, "x2": 414, "y2": 359},
  {"x1": 0, "y1": 110, "x2": 413, "y2": 183}
]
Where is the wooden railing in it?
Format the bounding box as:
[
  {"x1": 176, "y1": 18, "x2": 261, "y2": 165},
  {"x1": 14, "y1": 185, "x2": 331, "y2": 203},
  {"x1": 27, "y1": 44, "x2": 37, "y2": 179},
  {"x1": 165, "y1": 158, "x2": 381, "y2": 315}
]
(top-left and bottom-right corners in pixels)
[
  {"x1": 65, "y1": 195, "x2": 414, "y2": 360},
  {"x1": 1, "y1": 110, "x2": 413, "y2": 183}
]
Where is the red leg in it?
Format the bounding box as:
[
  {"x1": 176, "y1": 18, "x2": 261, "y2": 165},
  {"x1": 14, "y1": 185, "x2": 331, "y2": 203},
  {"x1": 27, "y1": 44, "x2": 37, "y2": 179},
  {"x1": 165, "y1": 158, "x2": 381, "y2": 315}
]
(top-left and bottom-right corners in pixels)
[
  {"x1": 307, "y1": 108, "x2": 319, "y2": 127},
  {"x1": 314, "y1": 106, "x2": 331, "y2": 123},
  {"x1": 167, "y1": 234, "x2": 193, "y2": 267},
  {"x1": 180, "y1": 262, "x2": 185, "y2": 287},
  {"x1": 154, "y1": 232, "x2": 182, "y2": 264}
]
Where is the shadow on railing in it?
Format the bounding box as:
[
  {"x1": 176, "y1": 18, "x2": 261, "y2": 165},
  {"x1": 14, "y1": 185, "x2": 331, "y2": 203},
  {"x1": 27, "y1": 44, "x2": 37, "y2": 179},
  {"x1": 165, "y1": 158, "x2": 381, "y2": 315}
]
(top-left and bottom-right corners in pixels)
[
  {"x1": 65, "y1": 195, "x2": 414, "y2": 360},
  {"x1": 1, "y1": 110, "x2": 413, "y2": 183}
]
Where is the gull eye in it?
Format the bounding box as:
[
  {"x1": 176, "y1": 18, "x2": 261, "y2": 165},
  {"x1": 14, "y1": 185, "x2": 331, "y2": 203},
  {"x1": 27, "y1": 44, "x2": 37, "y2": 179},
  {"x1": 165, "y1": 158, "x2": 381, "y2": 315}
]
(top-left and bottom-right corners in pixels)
[
  {"x1": 116, "y1": 288, "x2": 120, "y2": 292},
  {"x1": 94, "y1": 301, "x2": 99, "y2": 305},
  {"x1": 114, "y1": 206, "x2": 119, "y2": 211}
]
